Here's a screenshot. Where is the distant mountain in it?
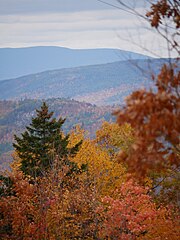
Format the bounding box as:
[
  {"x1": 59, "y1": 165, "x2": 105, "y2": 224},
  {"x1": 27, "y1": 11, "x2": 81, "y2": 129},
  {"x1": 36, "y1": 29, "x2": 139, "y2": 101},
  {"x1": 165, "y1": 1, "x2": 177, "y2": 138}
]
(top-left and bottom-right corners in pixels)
[
  {"x1": 0, "y1": 46, "x2": 150, "y2": 80},
  {"x1": 0, "y1": 58, "x2": 167, "y2": 105}
]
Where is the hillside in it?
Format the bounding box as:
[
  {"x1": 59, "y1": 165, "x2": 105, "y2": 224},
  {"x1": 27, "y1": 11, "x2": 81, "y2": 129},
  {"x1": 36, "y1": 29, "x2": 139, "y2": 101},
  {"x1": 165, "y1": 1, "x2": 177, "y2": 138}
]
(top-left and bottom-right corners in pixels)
[
  {"x1": 0, "y1": 46, "x2": 149, "y2": 80},
  {"x1": 0, "y1": 58, "x2": 166, "y2": 105},
  {"x1": 0, "y1": 98, "x2": 116, "y2": 170}
]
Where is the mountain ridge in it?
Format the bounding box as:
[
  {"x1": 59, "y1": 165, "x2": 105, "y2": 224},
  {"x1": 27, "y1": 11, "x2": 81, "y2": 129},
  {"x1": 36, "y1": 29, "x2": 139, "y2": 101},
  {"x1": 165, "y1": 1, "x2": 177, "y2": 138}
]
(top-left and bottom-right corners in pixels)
[
  {"x1": 0, "y1": 46, "x2": 151, "y2": 80},
  {"x1": 0, "y1": 58, "x2": 167, "y2": 105}
]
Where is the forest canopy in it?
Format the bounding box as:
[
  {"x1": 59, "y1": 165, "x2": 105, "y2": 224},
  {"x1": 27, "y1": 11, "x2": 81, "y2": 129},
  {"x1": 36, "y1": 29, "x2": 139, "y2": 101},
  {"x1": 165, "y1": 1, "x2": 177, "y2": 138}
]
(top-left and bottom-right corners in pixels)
[{"x1": 0, "y1": 0, "x2": 179, "y2": 239}]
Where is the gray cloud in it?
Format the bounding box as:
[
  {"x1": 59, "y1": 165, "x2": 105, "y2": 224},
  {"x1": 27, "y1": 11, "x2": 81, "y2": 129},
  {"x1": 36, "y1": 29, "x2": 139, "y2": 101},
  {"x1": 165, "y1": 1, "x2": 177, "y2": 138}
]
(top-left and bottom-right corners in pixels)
[
  {"x1": 0, "y1": 0, "x2": 173, "y2": 58},
  {"x1": 0, "y1": 8, "x2": 170, "y2": 58},
  {"x1": 0, "y1": 0, "x2": 111, "y2": 15},
  {"x1": 0, "y1": 0, "x2": 149, "y2": 15}
]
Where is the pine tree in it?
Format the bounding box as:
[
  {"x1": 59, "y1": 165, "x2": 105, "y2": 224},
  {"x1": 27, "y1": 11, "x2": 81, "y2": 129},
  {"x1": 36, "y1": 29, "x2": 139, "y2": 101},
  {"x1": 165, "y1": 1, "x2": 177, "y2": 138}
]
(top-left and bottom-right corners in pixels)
[{"x1": 13, "y1": 102, "x2": 82, "y2": 178}]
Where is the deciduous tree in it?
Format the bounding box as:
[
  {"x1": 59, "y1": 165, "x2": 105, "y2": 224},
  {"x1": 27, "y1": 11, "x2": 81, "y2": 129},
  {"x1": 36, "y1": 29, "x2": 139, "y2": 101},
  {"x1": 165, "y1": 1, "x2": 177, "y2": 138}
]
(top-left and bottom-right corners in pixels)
[
  {"x1": 114, "y1": 0, "x2": 180, "y2": 177},
  {"x1": 98, "y1": 178, "x2": 180, "y2": 240}
]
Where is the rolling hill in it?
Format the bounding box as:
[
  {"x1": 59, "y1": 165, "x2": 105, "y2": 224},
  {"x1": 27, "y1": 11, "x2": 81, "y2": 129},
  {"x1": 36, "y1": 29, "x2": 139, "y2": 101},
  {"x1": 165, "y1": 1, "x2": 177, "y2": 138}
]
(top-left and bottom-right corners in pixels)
[
  {"x1": 0, "y1": 58, "x2": 167, "y2": 105},
  {"x1": 0, "y1": 46, "x2": 150, "y2": 80}
]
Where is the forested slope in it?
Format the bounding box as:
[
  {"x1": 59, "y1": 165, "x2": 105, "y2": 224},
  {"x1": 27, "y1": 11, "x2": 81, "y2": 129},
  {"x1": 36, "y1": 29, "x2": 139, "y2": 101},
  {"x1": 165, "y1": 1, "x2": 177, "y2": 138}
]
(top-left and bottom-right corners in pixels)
[
  {"x1": 0, "y1": 98, "x2": 115, "y2": 169},
  {"x1": 0, "y1": 59, "x2": 167, "y2": 105}
]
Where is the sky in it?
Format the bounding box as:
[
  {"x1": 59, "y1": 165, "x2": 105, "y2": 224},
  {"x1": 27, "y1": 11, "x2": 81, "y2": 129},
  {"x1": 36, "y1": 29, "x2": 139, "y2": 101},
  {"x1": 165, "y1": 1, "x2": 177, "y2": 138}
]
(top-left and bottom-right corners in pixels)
[{"x1": 0, "y1": 0, "x2": 174, "y2": 57}]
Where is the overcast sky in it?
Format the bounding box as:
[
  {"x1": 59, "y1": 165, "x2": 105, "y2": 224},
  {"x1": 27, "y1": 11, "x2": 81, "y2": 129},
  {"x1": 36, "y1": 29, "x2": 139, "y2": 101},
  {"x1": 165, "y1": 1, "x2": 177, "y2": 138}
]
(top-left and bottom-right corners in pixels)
[{"x1": 0, "y1": 0, "x2": 173, "y2": 57}]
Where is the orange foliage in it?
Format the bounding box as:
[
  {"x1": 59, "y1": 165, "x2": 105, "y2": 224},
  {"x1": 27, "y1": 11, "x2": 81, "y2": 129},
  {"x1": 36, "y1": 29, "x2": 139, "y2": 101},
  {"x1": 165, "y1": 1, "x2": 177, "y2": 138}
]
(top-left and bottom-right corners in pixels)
[
  {"x1": 0, "y1": 2, "x2": 179, "y2": 239},
  {"x1": 146, "y1": 0, "x2": 180, "y2": 29},
  {"x1": 115, "y1": 64, "x2": 179, "y2": 177}
]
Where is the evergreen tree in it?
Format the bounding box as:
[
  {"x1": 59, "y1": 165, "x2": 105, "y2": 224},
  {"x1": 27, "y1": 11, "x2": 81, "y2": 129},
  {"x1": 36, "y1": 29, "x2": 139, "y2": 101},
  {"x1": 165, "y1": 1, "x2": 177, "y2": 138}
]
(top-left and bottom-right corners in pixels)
[{"x1": 13, "y1": 102, "x2": 82, "y2": 178}]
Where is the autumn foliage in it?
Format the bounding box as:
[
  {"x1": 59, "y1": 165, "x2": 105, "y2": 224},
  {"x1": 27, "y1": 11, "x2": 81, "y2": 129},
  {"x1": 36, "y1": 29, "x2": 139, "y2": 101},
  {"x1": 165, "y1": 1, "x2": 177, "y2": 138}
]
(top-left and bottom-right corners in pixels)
[
  {"x1": 114, "y1": 0, "x2": 180, "y2": 177},
  {"x1": 146, "y1": 0, "x2": 180, "y2": 29},
  {"x1": 98, "y1": 179, "x2": 179, "y2": 240},
  {"x1": 115, "y1": 64, "x2": 180, "y2": 176},
  {"x1": 0, "y1": 1, "x2": 180, "y2": 239},
  {"x1": 1, "y1": 122, "x2": 179, "y2": 239}
]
